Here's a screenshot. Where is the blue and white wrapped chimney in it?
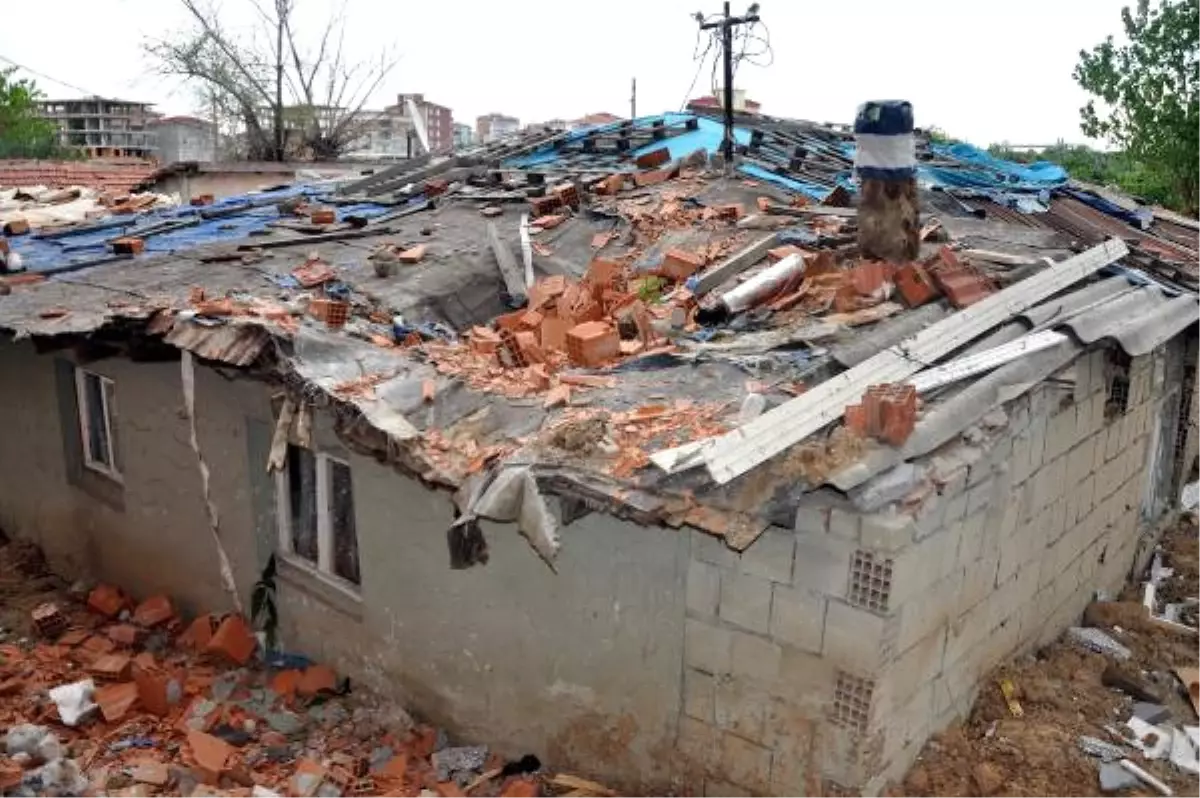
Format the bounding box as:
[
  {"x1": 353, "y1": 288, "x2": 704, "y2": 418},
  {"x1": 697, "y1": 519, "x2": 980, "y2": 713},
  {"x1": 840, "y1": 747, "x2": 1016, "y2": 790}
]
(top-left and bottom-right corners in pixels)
[{"x1": 854, "y1": 100, "x2": 920, "y2": 263}]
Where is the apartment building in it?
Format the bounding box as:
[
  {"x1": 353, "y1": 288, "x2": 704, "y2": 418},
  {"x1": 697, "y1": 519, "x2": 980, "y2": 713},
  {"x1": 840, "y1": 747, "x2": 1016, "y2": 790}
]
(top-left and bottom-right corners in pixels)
[{"x1": 37, "y1": 97, "x2": 159, "y2": 159}]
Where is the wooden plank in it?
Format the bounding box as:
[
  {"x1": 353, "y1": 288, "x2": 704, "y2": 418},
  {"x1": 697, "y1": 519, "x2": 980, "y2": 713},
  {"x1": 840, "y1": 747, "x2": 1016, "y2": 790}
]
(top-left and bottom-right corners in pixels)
[
  {"x1": 675, "y1": 239, "x2": 1130, "y2": 484},
  {"x1": 692, "y1": 234, "x2": 779, "y2": 296},
  {"x1": 487, "y1": 221, "x2": 528, "y2": 305}
]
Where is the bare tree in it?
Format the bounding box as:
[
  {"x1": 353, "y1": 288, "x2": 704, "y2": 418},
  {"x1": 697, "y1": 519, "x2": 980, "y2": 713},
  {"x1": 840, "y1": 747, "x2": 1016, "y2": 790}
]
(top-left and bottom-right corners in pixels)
[{"x1": 148, "y1": 0, "x2": 397, "y2": 161}]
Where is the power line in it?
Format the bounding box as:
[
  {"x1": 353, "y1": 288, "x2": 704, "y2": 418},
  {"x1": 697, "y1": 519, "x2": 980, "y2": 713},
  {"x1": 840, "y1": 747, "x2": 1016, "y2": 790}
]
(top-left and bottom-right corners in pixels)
[{"x1": 0, "y1": 54, "x2": 99, "y2": 97}]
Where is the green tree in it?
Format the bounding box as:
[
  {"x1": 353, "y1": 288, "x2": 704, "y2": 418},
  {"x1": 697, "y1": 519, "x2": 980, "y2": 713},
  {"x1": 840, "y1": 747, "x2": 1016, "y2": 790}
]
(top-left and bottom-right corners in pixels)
[
  {"x1": 0, "y1": 68, "x2": 62, "y2": 159},
  {"x1": 1074, "y1": 0, "x2": 1199, "y2": 213}
]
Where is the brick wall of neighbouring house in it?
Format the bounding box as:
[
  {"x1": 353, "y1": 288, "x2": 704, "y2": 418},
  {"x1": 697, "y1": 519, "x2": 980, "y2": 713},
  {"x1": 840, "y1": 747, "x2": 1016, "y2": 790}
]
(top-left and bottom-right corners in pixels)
[{"x1": 670, "y1": 343, "x2": 1184, "y2": 795}]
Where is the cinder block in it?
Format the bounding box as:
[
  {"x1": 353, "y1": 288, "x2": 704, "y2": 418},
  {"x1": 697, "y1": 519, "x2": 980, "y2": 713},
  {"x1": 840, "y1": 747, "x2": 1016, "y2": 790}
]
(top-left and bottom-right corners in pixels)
[
  {"x1": 739, "y1": 527, "x2": 795, "y2": 584},
  {"x1": 730, "y1": 629, "x2": 783, "y2": 684},
  {"x1": 889, "y1": 624, "x2": 947, "y2": 701},
  {"x1": 942, "y1": 596, "x2": 991, "y2": 669},
  {"x1": 1047, "y1": 408, "x2": 1077, "y2": 462},
  {"x1": 686, "y1": 618, "x2": 733, "y2": 675},
  {"x1": 965, "y1": 478, "x2": 995, "y2": 517},
  {"x1": 1073, "y1": 354, "x2": 1092, "y2": 403},
  {"x1": 684, "y1": 668, "x2": 716, "y2": 722},
  {"x1": 791, "y1": 533, "x2": 855, "y2": 599},
  {"x1": 890, "y1": 525, "x2": 958, "y2": 608},
  {"x1": 823, "y1": 599, "x2": 891, "y2": 669},
  {"x1": 941, "y1": 491, "x2": 969, "y2": 529},
  {"x1": 1069, "y1": 437, "x2": 1096, "y2": 484},
  {"x1": 768, "y1": 729, "x2": 812, "y2": 797},
  {"x1": 912, "y1": 494, "x2": 945, "y2": 541},
  {"x1": 1028, "y1": 412, "x2": 1048, "y2": 473},
  {"x1": 719, "y1": 571, "x2": 773, "y2": 634},
  {"x1": 793, "y1": 503, "x2": 830, "y2": 535},
  {"x1": 1011, "y1": 433, "x2": 1032, "y2": 485},
  {"x1": 770, "y1": 585, "x2": 826, "y2": 653},
  {"x1": 773, "y1": 647, "x2": 836, "y2": 707},
  {"x1": 714, "y1": 675, "x2": 769, "y2": 742},
  {"x1": 895, "y1": 570, "x2": 962, "y2": 655},
  {"x1": 1103, "y1": 423, "x2": 1122, "y2": 462},
  {"x1": 688, "y1": 560, "x2": 722, "y2": 618},
  {"x1": 719, "y1": 731, "x2": 772, "y2": 793},
  {"x1": 693, "y1": 528, "x2": 739, "y2": 569},
  {"x1": 829, "y1": 507, "x2": 860, "y2": 541},
  {"x1": 677, "y1": 716, "x2": 720, "y2": 768},
  {"x1": 956, "y1": 512, "x2": 988, "y2": 566},
  {"x1": 859, "y1": 511, "x2": 916, "y2": 553}
]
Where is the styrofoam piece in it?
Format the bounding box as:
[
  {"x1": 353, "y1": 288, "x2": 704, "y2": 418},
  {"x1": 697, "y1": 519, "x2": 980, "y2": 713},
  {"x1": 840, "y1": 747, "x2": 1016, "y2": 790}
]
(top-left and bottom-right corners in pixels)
[
  {"x1": 1169, "y1": 725, "x2": 1200, "y2": 775},
  {"x1": 1126, "y1": 716, "x2": 1173, "y2": 760},
  {"x1": 47, "y1": 679, "x2": 97, "y2": 727}
]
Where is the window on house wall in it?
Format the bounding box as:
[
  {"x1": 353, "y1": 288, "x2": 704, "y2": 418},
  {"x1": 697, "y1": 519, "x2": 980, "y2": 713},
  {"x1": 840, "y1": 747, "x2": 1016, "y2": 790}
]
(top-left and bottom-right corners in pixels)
[
  {"x1": 276, "y1": 444, "x2": 361, "y2": 588},
  {"x1": 75, "y1": 367, "x2": 120, "y2": 479}
]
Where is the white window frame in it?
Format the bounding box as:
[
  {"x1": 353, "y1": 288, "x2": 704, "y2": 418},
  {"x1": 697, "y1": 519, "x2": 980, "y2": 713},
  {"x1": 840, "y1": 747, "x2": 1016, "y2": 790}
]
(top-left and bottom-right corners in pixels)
[
  {"x1": 274, "y1": 447, "x2": 360, "y2": 594},
  {"x1": 74, "y1": 367, "x2": 121, "y2": 481}
]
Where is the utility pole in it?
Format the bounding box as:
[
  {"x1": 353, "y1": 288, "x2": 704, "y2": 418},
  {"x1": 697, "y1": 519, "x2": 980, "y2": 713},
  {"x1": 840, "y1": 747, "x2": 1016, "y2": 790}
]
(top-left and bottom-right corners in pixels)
[
  {"x1": 630, "y1": 77, "x2": 637, "y2": 120},
  {"x1": 700, "y1": 2, "x2": 759, "y2": 166}
]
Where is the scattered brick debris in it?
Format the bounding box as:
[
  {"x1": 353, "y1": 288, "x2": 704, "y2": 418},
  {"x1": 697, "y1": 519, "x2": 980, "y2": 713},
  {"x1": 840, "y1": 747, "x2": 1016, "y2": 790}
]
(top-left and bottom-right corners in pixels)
[
  {"x1": 291, "y1": 256, "x2": 336, "y2": 287},
  {"x1": 398, "y1": 244, "x2": 427, "y2": 264}
]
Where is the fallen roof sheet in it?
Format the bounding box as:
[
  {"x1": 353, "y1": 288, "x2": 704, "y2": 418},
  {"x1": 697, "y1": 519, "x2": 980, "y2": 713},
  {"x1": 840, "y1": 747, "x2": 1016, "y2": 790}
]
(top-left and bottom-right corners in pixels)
[
  {"x1": 1061, "y1": 287, "x2": 1199, "y2": 357},
  {"x1": 678, "y1": 239, "x2": 1130, "y2": 485}
]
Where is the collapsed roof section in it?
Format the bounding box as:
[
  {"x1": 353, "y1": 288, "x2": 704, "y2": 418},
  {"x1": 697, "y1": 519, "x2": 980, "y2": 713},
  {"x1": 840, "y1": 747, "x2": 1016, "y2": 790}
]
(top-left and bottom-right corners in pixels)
[{"x1": 0, "y1": 111, "x2": 1195, "y2": 563}]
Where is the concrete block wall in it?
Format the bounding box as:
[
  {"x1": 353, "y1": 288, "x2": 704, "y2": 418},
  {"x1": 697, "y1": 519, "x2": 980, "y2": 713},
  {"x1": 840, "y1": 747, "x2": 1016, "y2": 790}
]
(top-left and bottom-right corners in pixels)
[
  {"x1": 819, "y1": 347, "x2": 1173, "y2": 791},
  {"x1": 656, "y1": 345, "x2": 1181, "y2": 794}
]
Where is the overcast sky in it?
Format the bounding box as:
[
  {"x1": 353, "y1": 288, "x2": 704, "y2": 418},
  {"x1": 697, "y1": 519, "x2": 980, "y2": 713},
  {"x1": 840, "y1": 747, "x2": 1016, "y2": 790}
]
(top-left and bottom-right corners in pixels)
[{"x1": 4, "y1": 0, "x2": 1130, "y2": 147}]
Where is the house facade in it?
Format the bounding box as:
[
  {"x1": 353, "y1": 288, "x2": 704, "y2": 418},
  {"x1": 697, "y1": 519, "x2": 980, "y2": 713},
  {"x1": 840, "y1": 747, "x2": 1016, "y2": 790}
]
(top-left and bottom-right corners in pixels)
[{"x1": 149, "y1": 116, "x2": 217, "y2": 164}]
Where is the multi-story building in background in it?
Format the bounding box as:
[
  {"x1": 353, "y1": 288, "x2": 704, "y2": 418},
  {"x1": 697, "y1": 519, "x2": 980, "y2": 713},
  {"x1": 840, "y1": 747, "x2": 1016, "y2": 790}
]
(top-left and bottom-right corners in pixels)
[
  {"x1": 391, "y1": 93, "x2": 453, "y2": 154},
  {"x1": 343, "y1": 110, "x2": 417, "y2": 160},
  {"x1": 476, "y1": 113, "x2": 520, "y2": 144},
  {"x1": 148, "y1": 116, "x2": 216, "y2": 164},
  {"x1": 36, "y1": 97, "x2": 159, "y2": 158},
  {"x1": 452, "y1": 122, "x2": 474, "y2": 150}
]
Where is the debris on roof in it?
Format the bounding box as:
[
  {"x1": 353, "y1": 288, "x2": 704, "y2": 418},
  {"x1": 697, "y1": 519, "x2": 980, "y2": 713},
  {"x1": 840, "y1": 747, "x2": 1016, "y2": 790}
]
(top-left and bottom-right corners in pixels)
[
  {"x1": 0, "y1": 159, "x2": 158, "y2": 195},
  {"x1": 0, "y1": 109, "x2": 1195, "y2": 562}
]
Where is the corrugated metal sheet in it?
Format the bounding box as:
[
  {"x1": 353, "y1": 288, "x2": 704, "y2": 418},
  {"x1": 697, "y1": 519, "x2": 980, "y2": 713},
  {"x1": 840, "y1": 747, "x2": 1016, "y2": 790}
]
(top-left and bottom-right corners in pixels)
[
  {"x1": 1059, "y1": 287, "x2": 1199, "y2": 356},
  {"x1": 164, "y1": 320, "x2": 272, "y2": 367},
  {"x1": 674, "y1": 239, "x2": 1129, "y2": 484}
]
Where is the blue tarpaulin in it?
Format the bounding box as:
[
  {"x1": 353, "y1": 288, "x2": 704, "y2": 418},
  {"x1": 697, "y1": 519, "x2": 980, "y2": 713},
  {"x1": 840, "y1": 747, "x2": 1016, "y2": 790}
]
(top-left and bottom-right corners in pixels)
[
  {"x1": 923, "y1": 142, "x2": 1068, "y2": 191},
  {"x1": 9, "y1": 184, "x2": 397, "y2": 272}
]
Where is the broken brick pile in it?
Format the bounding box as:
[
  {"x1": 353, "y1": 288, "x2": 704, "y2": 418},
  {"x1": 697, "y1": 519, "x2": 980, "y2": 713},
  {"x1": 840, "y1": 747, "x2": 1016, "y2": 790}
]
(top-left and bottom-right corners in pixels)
[{"x1": 0, "y1": 576, "x2": 558, "y2": 798}]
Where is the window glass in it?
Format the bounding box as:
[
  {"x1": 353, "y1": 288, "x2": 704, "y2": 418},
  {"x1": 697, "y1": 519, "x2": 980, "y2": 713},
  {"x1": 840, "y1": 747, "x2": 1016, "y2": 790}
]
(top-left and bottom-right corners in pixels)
[
  {"x1": 287, "y1": 446, "x2": 318, "y2": 563},
  {"x1": 329, "y1": 459, "x2": 360, "y2": 585},
  {"x1": 82, "y1": 372, "x2": 112, "y2": 468}
]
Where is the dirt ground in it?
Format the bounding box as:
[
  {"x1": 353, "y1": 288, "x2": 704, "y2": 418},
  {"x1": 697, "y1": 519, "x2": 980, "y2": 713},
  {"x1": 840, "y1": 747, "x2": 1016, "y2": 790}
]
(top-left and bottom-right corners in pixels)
[
  {"x1": 0, "y1": 533, "x2": 612, "y2": 798},
  {"x1": 901, "y1": 513, "x2": 1200, "y2": 797}
]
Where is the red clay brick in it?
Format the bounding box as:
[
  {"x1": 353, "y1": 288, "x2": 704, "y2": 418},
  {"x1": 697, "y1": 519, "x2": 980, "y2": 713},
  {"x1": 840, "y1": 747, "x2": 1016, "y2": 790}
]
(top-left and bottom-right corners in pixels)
[
  {"x1": 0, "y1": 676, "x2": 24, "y2": 697},
  {"x1": 854, "y1": 383, "x2": 918, "y2": 446},
  {"x1": 585, "y1": 258, "x2": 623, "y2": 291},
  {"x1": 190, "y1": 194, "x2": 214, "y2": 207},
  {"x1": 89, "y1": 653, "x2": 132, "y2": 681},
  {"x1": 31, "y1": 602, "x2": 66, "y2": 638},
  {"x1": 566, "y1": 321, "x2": 620, "y2": 367},
  {"x1": 633, "y1": 167, "x2": 675, "y2": 188},
  {"x1": 398, "y1": 244, "x2": 427, "y2": 264},
  {"x1": 133, "y1": 595, "x2": 175, "y2": 627},
  {"x1": 179, "y1": 614, "x2": 217, "y2": 649},
  {"x1": 528, "y1": 194, "x2": 563, "y2": 217},
  {"x1": 88, "y1": 584, "x2": 129, "y2": 618},
  {"x1": 540, "y1": 314, "x2": 572, "y2": 353},
  {"x1": 593, "y1": 174, "x2": 626, "y2": 195},
  {"x1": 297, "y1": 664, "x2": 338, "y2": 697},
  {"x1": 81, "y1": 634, "x2": 117, "y2": 656},
  {"x1": 96, "y1": 681, "x2": 139, "y2": 723},
  {"x1": 530, "y1": 214, "x2": 566, "y2": 230},
  {"x1": 310, "y1": 208, "x2": 336, "y2": 225},
  {"x1": 130, "y1": 761, "x2": 171, "y2": 787},
  {"x1": 634, "y1": 147, "x2": 671, "y2": 170},
  {"x1": 205, "y1": 614, "x2": 256, "y2": 665},
  {"x1": 3, "y1": 219, "x2": 30, "y2": 236},
  {"x1": 767, "y1": 245, "x2": 805, "y2": 264},
  {"x1": 934, "y1": 267, "x2": 994, "y2": 308},
  {"x1": 107, "y1": 624, "x2": 143, "y2": 647},
  {"x1": 660, "y1": 249, "x2": 705, "y2": 282},
  {"x1": 937, "y1": 245, "x2": 962, "y2": 271},
  {"x1": 422, "y1": 178, "x2": 450, "y2": 197},
  {"x1": 894, "y1": 263, "x2": 941, "y2": 307},
  {"x1": 551, "y1": 183, "x2": 579, "y2": 208},
  {"x1": 469, "y1": 326, "x2": 502, "y2": 355},
  {"x1": 513, "y1": 331, "x2": 544, "y2": 365},
  {"x1": 111, "y1": 236, "x2": 145, "y2": 255},
  {"x1": 133, "y1": 665, "x2": 184, "y2": 717},
  {"x1": 757, "y1": 197, "x2": 772, "y2": 212},
  {"x1": 711, "y1": 203, "x2": 743, "y2": 221},
  {"x1": 187, "y1": 730, "x2": 233, "y2": 785}
]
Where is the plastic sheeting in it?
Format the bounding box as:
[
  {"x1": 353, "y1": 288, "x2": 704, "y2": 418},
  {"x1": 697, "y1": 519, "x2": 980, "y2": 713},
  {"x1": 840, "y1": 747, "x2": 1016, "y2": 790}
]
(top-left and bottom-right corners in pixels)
[
  {"x1": 925, "y1": 142, "x2": 1068, "y2": 190},
  {"x1": 8, "y1": 184, "x2": 397, "y2": 272}
]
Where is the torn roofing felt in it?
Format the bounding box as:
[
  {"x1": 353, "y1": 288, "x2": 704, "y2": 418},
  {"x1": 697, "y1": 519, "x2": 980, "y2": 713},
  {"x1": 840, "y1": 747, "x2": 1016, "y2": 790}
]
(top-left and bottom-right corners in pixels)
[{"x1": 0, "y1": 107, "x2": 1197, "y2": 561}]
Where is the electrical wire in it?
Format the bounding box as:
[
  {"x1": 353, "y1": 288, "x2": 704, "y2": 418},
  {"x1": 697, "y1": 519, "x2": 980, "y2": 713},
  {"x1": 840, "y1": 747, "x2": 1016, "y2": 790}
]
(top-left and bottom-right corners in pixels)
[
  {"x1": 0, "y1": 54, "x2": 99, "y2": 97},
  {"x1": 678, "y1": 14, "x2": 721, "y2": 111}
]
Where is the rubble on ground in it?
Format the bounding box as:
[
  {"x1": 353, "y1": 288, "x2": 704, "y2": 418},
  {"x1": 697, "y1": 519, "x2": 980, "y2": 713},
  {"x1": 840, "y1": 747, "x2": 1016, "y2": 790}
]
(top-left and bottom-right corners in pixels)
[
  {"x1": 0, "y1": 538, "x2": 609, "y2": 797},
  {"x1": 901, "y1": 511, "x2": 1200, "y2": 796}
]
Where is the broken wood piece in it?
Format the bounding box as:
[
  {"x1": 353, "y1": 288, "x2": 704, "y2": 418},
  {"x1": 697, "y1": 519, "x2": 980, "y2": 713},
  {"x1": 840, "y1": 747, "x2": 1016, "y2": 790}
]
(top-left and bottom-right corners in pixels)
[
  {"x1": 398, "y1": 244, "x2": 427, "y2": 264},
  {"x1": 547, "y1": 774, "x2": 616, "y2": 797},
  {"x1": 692, "y1": 234, "x2": 780, "y2": 296}
]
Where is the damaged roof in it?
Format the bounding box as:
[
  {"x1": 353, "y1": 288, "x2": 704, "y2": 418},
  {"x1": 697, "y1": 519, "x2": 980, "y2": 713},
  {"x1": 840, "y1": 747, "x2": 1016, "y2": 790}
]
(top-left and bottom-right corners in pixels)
[{"x1": 0, "y1": 110, "x2": 1195, "y2": 562}]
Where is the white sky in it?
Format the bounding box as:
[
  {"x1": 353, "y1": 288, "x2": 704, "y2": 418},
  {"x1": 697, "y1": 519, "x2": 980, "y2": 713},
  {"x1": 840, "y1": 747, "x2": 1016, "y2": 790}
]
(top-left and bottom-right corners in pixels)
[{"x1": 3, "y1": 0, "x2": 1128, "y2": 147}]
